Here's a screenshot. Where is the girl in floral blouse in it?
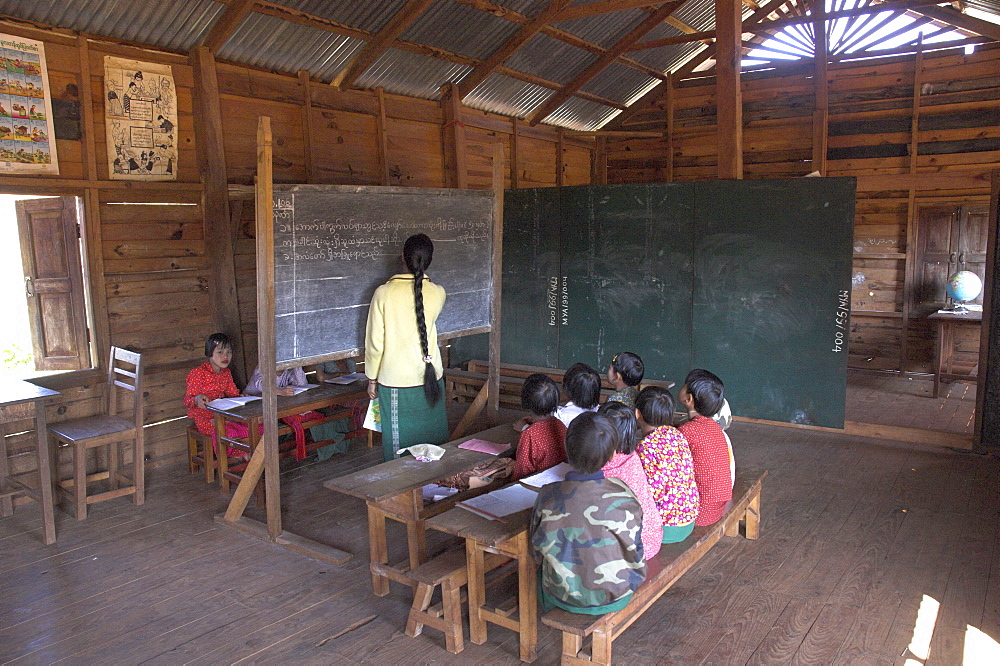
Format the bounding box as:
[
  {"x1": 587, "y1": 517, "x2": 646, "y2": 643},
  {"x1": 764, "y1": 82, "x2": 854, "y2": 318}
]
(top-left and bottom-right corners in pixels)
[{"x1": 635, "y1": 386, "x2": 699, "y2": 543}]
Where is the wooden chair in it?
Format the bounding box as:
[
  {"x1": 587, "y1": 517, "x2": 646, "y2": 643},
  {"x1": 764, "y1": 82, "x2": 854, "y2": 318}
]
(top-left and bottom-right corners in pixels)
[{"x1": 49, "y1": 347, "x2": 144, "y2": 520}]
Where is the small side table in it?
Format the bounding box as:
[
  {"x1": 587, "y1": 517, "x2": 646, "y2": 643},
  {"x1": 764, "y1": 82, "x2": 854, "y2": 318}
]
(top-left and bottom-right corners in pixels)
[
  {"x1": 0, "y1": 377, "x2": 59, "y2": 545},
  {"x1": 927, "y1": 311, "x2": 983, "y2": 399}
]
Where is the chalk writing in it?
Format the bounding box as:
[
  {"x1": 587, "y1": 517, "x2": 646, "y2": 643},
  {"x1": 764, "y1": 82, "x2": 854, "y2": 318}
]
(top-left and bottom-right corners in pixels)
[
  {"x1": 832, "y1": 288, "x2": 849, "y2": 352},
  {"x1": 547, "y1": 276, "x2": 558, "y2": 326},
  {"x1": 561, "y1": 276, "x2": 569, "y2": 326}
]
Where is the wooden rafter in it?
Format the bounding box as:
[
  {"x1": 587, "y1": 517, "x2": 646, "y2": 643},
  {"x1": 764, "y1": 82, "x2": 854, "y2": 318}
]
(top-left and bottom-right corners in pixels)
[
  {"x1": 909, "y1": 4, "x2": 1000, "y2": 41},
  {"x1": 200, "y1": 0, "x2": 253, "y2": 52},
  {"x1": 336, "y1": 0, "x2": 433, "y2": 89},
  {"x1": 553, "y1": 0, "x2": 675, "y2": 23},
  {"x1": 528, "y1": 1, "x2": 687, "y2": 126},
  {"x1": 457, "y1": 0, "x2": 572, "y2": 99}
]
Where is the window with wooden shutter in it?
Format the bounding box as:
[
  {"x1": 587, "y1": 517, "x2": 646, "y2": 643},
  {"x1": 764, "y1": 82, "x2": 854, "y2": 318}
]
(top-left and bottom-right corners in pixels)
[{"x1": 15, "y1": 196, "x2": 91, "y2": 371}]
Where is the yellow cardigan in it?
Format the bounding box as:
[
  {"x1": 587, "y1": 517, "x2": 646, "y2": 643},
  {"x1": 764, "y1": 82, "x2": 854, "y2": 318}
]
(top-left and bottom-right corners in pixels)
[{"x1": 365, "y1": 273, "x2": 446, "y2": 388}]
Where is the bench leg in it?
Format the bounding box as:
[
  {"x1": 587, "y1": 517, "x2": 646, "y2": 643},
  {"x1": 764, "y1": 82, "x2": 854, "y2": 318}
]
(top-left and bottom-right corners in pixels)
[
  {"x1": 562, "y1": 633, "x2": 585, "y2": 663},
  {"x1": 73, "y1": 443, "x2": 87, "y2": 520},
  {"x1": 405, "y1": 581, "x2": 434, "y2": 638},
  {"x1": 0, "y1": 426, "x2": 13, "y2": 517},
  {"x1": 724, "y1": 513, "x2": 740, "y2": 537},
  {"x1": 745, "y1": 493, "x2": 761, "y2": 540},
  {"x1": 187, "y1": 429, "x2": 197, "y2": 474},
  {"x1": 441, "y1": 578, "x2": 465, "y2": 653},
  {"x1": 406, "y1": 518, "x2": 427, "y2": 571},
  {"x1": 516, "y1": 530, "x2": 538, "y2": 663},
  {"x1": 591, "y1": 628, "x2": 612, "y2": 666}
]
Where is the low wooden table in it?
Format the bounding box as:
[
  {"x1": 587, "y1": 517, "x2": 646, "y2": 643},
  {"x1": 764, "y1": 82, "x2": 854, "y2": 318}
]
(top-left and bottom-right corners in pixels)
[
  {"x1": 323, "y1": 422, "x2": 520, "y2": 596},
  {"x1": 206, "y1": 381, "x2": 368, "y2": 492},
  {"x1": 927, "y1": 311, "x2": 982, "y2": 398},
  {"x1": 426, "y1": 501, "x2": 537, "y2": 662},
  {"x1": 0, "y1": 378, "x2": 59, "y2": 545}
]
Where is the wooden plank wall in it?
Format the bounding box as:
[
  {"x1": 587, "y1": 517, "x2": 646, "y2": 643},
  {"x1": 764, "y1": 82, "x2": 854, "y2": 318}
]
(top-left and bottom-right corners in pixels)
[
  {"x1": 0, "y1": 19, "x2": 594, "y2": 477},
  {"x1": 607, "y1": 43, "x2": 999, "y2": 375}
]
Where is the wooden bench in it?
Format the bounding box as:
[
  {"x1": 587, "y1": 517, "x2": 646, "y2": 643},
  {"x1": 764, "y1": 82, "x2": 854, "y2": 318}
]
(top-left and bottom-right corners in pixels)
[
  {"x1": 446, "y1": 360, "x2": 674, "y2": 407},
  {"x1": 405, "y1": 547, "x2": 509, "y2": 653},
  {"x1": 541, "y1": 469, "x2": 766, "y2": 665}
]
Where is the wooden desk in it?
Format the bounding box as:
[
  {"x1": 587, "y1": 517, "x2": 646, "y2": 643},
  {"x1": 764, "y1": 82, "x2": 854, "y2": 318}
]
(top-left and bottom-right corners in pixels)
[
  {"x1": 206, "y1": 381, "x2": 367, "y2": 493},
  {"x1": 927, "y1": 311, "x2": 982, "y2": 398},
  {"x1": 323, "y1": 423, "x2": 520, "y2": 596},
  {"x1": 0, "y1": 378, "x2": 59, "y2": 545},
  {"x1": 426, "y1": 501, "x2": 537, "y2": 662}
]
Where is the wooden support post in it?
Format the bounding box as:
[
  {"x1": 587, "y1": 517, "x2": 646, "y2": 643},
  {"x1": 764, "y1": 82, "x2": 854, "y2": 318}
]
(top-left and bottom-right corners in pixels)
[
  {"x1": 715, "y1": 0, "x2": 743, "y2": 180},
  {"x1": 811, "y1": 3, "x2": 828, "y2": 175},
  {"x1": 441, "y1": 82, "x2": 468, "y2": 189},
  {"x1": 375, "y1": 87, "x2": 391, "y2": 185},
  {"x1": 298, "y1": 70, "x2": 315, "y2": 183},
  {"x1": 592, "y1": 136, "x2": 607, "y2": 185},
  {"x1": 255, "y1": 116, "x2": 281, "y2": 540},
  {"x1": 976, "y1": 170, "x2": 999, "y2": 447},
  {"x1": 190, "y1": 46, "x2": 247, "y2": 378},
  {"x1": 901, "y1": 38, "x2": 924, "y2": 374},
  {"x1": 510, "y1": 117, "x2": 520, "y2": 188},
  {"x1": 556, "y1": 128, "x2": 565, "y2": 188},
  {"x1": 665, "y1": 73, "x2": 674, "y2": 182},
  {"x1": 488, "y1": 141, "x2": 504, "y2": 419}
]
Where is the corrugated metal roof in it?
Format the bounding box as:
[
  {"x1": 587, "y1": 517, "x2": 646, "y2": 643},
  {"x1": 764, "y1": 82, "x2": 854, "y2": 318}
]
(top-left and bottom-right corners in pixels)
[
  {"x1": 218, "y1": 12, "x2": 364, "y2": 82},
  {"x1": 0, "y1": 0, "x2": 222, "y2": 53},
  {"x1": 505, "y1": 32, "x2": 597, "y2": 86},
  {"x1": 580, "y1": 61, "x2": 655, "y2": 105},
  {"x1": 551, "y1": 6, "x2": 649, "y2": 50},
  {"x1": 275, "y1": 0, "x2": 407, "y2": 35},
  {"x1": 400, "y1": 1, "x2": 521, "y2": 60},
  {"x1": 543, "y1": 95, "x2": 618, "y2": 131},
  {"x1": 464, "y1": 72, "x2": 554, "y2": 119},
  {"x1": 355, "y1": 47, "x2": 471, "y2": 101}
]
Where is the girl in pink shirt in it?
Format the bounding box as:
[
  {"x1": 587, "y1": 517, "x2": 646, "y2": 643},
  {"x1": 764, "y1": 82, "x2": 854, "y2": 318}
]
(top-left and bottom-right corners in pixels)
[{"x1": 598, "y1": 401, "x2": 662, "y2": 558}]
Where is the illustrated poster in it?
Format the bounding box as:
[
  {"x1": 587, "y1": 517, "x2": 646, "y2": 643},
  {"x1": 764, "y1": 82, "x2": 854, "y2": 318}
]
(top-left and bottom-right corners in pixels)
[
  {"x1": 0, "y1": 34, "x2": 59, "y2": 174},
  {"x1": 104, "y1": 56, "x2": 176, "y2": 180}
]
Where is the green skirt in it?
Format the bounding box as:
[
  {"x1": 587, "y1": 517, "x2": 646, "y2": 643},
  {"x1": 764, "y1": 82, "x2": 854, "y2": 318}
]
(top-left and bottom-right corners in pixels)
[{"x1": 378, "y1": 380, "x2": 448, "y2": 462}]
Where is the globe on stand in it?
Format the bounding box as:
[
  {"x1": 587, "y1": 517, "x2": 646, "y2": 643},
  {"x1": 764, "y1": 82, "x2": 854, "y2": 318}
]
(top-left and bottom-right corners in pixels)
[{"x1": 945, "y1": 270, "x2": 983, "y2": 313}]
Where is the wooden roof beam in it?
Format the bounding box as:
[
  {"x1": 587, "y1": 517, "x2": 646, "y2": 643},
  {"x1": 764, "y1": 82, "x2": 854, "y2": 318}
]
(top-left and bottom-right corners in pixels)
[
  {"x1": 200, "y1": 0, "x2": 254, "y2": 53},
  {"x1": 336, "y1": 0, "x2": 433, "y2": 89},
  {"x1": 457, "y1": 0, "x2": 572, "y2": 99},
  {"x1": 553, "y1": 0, "x2": 681, "y2": 23},
  {"x1": 908, "y1": 4, "x2": 1000, "y2": 41},
  {"x1": 528, "y1": 1, "x2": 686, "y2": 126}
]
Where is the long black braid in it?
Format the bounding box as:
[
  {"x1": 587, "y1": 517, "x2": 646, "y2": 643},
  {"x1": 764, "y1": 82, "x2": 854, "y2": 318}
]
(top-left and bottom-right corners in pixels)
[{"x1": 404, "y1": 234, "x2": 441, "y2": 406}]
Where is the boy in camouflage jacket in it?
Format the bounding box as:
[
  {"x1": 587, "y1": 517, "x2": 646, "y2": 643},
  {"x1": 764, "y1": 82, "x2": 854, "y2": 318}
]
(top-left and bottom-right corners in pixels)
[{"x1": 530, "y1": 411, "x2": 647, "y2": 615}]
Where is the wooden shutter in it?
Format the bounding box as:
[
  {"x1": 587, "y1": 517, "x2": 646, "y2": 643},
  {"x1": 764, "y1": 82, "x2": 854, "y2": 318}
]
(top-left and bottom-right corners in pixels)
[{"x1": 16, "y1": 197, "x2": 90, "y2": 371}]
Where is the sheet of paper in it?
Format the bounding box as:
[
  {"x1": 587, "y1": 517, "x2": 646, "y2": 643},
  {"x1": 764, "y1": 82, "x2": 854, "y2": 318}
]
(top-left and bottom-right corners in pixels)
[
  {"x1": 324, "y1": 374, "x2": 362, "y2": 385},
  {"x1": 457, "y1": 484, "x2": 538, "y2": 521},
  {"x1": 519, "y1": 462, "x2": 573, "y2": 490},
  {"x1": 206, "y1": 396, "x2": 261, "y2": 410},
  {"x1": 457, "y1": 438, "x2": 510, "y2": 455},
  {"x1": 286, "y1": 385, "x2": 318, "y2": 395},
  {"x1": 421, "y1": 483, "x2": 459, "y2": 503}
]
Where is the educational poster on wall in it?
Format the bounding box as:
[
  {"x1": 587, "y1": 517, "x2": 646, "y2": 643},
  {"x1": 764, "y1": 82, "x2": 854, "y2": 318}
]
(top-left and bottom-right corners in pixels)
[
  {"x1": 0, "y1": 34, "x2": 59, "y2": 174},
  {"x1": 104, "y1": 56, "x2": 176, "y2": 180}
]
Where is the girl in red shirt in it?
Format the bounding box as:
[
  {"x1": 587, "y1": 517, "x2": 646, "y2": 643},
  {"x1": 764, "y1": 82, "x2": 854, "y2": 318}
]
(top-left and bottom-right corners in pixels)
[
  {"x1": 678, "y1": 369, "x2": 732, "y2": 526},
  {"x1": 184, "y1": 333, "x2": 247, "y2": 459}
]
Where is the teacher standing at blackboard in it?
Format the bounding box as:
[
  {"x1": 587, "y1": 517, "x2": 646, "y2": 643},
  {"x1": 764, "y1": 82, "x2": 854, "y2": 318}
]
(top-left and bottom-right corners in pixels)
[{"x1": 365, "y1": 233, "x2": 448, "y2": 461}]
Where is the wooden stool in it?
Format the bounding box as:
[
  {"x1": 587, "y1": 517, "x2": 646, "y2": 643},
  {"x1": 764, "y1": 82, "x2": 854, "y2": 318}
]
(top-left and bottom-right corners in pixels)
[
  {"x1": 405, "y1": 547, "x2": 508, "y2": 653},
  {"x1": 186, "y1": 426, "x2": 216, "y2": 482}
]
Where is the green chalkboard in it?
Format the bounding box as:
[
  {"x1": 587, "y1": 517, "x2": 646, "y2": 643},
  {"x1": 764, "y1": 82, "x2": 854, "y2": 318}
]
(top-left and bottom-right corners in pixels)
[{"x1": 451, "y1": 178, "x2": 856, "y2": 428}]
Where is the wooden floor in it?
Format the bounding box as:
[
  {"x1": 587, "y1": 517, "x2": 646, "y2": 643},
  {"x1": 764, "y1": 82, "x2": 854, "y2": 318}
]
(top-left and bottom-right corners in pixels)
[
  {"x1": 2, "y1": 416, "x2": 999, "y2": 664},
  {"x1": 846, "y1": 370, "x2": 978, "y2": 436}
]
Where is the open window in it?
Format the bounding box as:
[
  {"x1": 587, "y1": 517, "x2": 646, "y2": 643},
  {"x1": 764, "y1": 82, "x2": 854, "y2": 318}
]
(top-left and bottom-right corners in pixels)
[{"x1": 1, "y1": 194, "x2": 93, "y2": 375}]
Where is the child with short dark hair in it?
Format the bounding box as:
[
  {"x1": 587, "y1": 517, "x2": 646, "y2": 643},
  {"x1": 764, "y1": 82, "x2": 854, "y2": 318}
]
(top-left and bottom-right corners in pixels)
[
  {"x1": 555, "y1": 362, "x2": 601, "y2": 427},
  {"x1": 531, "y1": 412, "x2": 647, "y2": 615},
  {"x1": 511, "y1": 373, "x2": 567, "y2": 481},
  {"x1": 678, "y1": 369, "x2": 732, "y2": 527},
  {"x1": 635, "y1": 386, "x2": 699, "y2": 543},
  {"x1": 606, "y1": 352, "x2": 644, "y2": 408},
  {"x1": 598, "y1": 401, "x2": 662, "y2": 558}
]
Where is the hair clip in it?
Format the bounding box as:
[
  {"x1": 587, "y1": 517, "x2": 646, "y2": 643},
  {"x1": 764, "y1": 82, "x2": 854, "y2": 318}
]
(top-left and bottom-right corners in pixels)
[{"x1": 423, "y1": 355, "x2": 433, "y2": 363}]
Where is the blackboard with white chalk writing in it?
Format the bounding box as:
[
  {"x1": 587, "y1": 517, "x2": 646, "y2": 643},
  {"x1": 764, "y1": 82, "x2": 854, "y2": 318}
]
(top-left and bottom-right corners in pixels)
[{"x1": 273, "y1": 184, "x2": 494, "y2": 367}]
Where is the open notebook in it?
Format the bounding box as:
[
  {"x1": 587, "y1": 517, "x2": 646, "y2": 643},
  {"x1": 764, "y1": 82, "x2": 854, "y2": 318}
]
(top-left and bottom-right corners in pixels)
[
  {"x1": 518, "y1": 462, "x2": 572, "y2": 490},
  {"x1": 456, "y1": 484, "x2": 538, "y2": 522},
  {"x1": 206, "y1": 396, "x2": 261, "y2": 410}
]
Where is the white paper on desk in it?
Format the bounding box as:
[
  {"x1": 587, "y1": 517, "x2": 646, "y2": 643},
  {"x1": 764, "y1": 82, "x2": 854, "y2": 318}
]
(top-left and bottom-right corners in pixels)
[
  {"x1": 457, "y1": 484, "x2": 538, "y2": 521},
  {"x1": 519, "y1": 462, "x2": 572, "y2": 490},
  {"x1": 422, "y1": 483, "x2": 459, "y2": 503},
  {"x1": 206, "y1": 396, "x2": 261, "y2": 410},
  {"x1": 287, "y1": 384, "x2": 319, "y2": 395},
  {"x1": 324, "y1": 373, "x2": 362, "y2": 385}
]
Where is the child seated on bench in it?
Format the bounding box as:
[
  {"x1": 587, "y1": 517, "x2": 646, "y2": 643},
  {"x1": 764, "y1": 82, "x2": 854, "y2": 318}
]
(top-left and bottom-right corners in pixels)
[
  {"x1": 245, "y1": 363, "x2": 323, "y2": 461},
  {"x1": 605, "y1": 351, "x2": 644, "y2": 408},
  {"x1": 678, "y1": 369, "x2": 732, "y2": 527},
  {"x1": 598, "y1": 401, "x2": 662, "y2": 558},
  {"x1": 531, "y1": 412, "x2": 647, "y2": 615},
  {"x1": 554, "y1": 363, "x2": 601, "y2": 428},
  {"x1": 635, "y1": 386, "x2": 700, "y2": 543}
]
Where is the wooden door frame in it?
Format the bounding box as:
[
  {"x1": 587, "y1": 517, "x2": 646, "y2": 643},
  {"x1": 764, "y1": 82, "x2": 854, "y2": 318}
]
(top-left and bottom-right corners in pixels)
[{"x1": 975, "y1": 171, "x2": 999, "y2": 446}]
